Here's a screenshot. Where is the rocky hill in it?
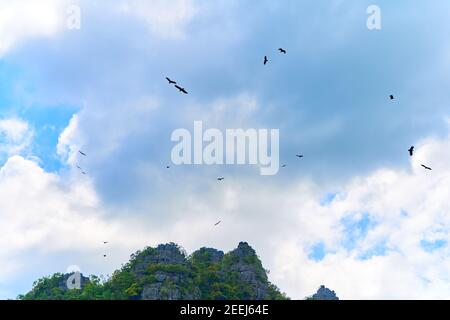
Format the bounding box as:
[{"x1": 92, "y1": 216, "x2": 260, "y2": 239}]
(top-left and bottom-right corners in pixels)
[
  {"x1": 19, "y1": 242, "x2": 288, "y2": 300},
  {"x1": 19, "y1": 242, "x2": 338, "y2": 300},
  {"x1": 306, "y1": 285, "x2": 339, "y2": 300}
]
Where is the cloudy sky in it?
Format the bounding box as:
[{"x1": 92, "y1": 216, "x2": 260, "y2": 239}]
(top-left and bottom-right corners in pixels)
[{"x1": 1, "y1": 0, "x2": 450, "y2": 299}]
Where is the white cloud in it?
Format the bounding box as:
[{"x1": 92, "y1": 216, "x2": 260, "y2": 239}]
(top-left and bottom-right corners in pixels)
[
  {"x1": 0, "y1": 118, "x2": 33, "y2": 158},
  {"x1": 0, "y1": 0, "x2": 69, "y2": 56},
  {"x1": 0, "y1": 0, "x2": 202, "y2": 57},
  {"x1": 56, "y1": 95, "x2": 161, "y2": 167},
  {"x1": 0, "y1": 155, "x2": 152, "y2": 297},
  {"x1": 266, "y1": 132, "x2": 450, "y2": 299},
  {"x1": 116, "y1": 0, "x2": 200, "y2": 39},
  {"x1": 194, "y1": 93, "x2": 260, "y2": 126},
  {"x1": 57, "y1": 113, "x2": 81, "y2": 165}
]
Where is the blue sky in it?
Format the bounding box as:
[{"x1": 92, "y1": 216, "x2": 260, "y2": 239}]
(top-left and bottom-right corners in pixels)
[{"x1": 1, "y1": 0, "x2": 450, "y2": 299}]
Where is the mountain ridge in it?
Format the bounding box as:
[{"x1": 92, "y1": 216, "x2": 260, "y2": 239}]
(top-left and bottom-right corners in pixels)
[{"x1": 18, "y1": 242, "x2": 338, "y2": 300}]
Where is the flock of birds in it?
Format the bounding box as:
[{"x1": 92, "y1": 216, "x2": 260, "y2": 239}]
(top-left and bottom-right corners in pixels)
[
  {"x1": 76, "y1": 150, "x2": 109, "y2": 257},
  {"x1": 166, "y1": 77, "x2": 188, "y2": 94},
  {"x1": 407, "y1": 146, "x2": 432, "y2": 170},
  {"x1": 75, "y1": 47, "x2": 434, "y2": 258},
  {"x1": 76, "y1": 151, "x2": 87, "y2": 174}
]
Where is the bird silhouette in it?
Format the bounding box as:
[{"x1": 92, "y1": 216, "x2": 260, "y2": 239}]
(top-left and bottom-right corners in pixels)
[
  {"x1": 103, "y1": 254, "x2": 107, "y2": 258},
  {"x1": 166, "y1": 77, "x2": 176, "y2": 84},
  {"x1": 79, "y1": 150, "x2": 87, "y2": 156},
  {"x1": 76, "y1": 165, "x2": 82, "y2": 170},
  {"x1": 214, "y1": 221, "x2": 221, "y2": 226},
  {"x1": 81, "y1": 171, "x2": 87, "y2": 175},
  {"x1": 408, "y1": 146, "x2": 414, "y2": 156},
  {"x1": 296, "y1": 155, "x2": 304, "y2": 158},
  {"x1": 390, "y1": 95, "x2": 395, "y2": 100},
  {"x1": 281, "y1": 164, "x2": 287, "y2": 168},
  {"x1": 278, "y1": 48, "x2": 286, "y2": 54},
  {"x1": 103, "y1": 241, "x2": 108, "y2": 244},
  {"x1": 166, "y1": 166, "x2": 171, "y2": 169},
  {"x1": 217, "y1": 177, "x2": 225, "y2": 181},
  {"x1": 421, "y1": 164, "x2": 432, "y2": 171},
  {"x1": 264, "y1": 56, "x2": 268, "y2": 65},
  {"x1": 175, "y1": 85, "x2": 188, "y2": 94}
]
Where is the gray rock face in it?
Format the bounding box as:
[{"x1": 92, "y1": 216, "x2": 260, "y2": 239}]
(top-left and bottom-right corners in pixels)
[
  {"x1": 132, "y1": 243, "x2": 200, "y2": 300},
  {"x1": 132, "y1": 243, "x2": 187, "y2": 276},
  {"x1": 311, "y1": 285, "x2": 339, "y2": 300},
  {"x1": 222, "y1": 242, "x2": 272, "y2": 300},
  {"x1": 141, "y1": 283, "x2": 184, "y2": 300},
  {"x1": 133, "y1": 242, "x2": 279, "y2": 300},
  {"x1": 141, "y1": 243, "x2": 186, "y2": 264},
  {"x1": 191, "y1": 247, "x2": 224, "y2": 264},
  {"x1": 233, "y1": 242, "x2": 257, "y2": 258}
]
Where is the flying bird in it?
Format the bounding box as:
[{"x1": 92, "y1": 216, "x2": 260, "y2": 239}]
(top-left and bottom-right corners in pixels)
[
  {"x1": 103, "y1": 254, "x2": 107, "y2": 258},
  {"x1": 76, "y1": 165, "x2": 82, "y2": 170},
  {"x1": 408, "y1": 146, "x2": 414, "y2": 156},
  {"x1": 217, "y1": 177, "x2": 225, "y2": 181},
  {"x1": 103, "y1": 241, "x2": 108, "y2": 244},
  {"x1": 166, "y1": 166, "x2": 171, "y2": 169},
  {"x1": 175, "y1": 85, "x2": 188, "y2": 94},
  {"x1": 421, "y1": 164, "x2": 432, "y2": 171},
  {"x1": 214, "y1": 221, "x2": 221, "y2": 226},
  {"x1": 166, "y1": 77, "x2": 176, "y2": 84},
  {"x1": 264, "y1": 56, "x2": 268, "y2": 65},
  {"x1": 81, "y1": 171, "x2": 87, "y2": 175},
  {"x1": 79, "y1": 150, "x2": 87, "y2": 156},
  {"x1": 281, "y1": 164, "x2": 287, "y2": 168},
  {"x1": 278, "y1": 48, "x2": 286, "y2": 54},
  {"x1": 296, "y1": 155, "x2": 304, "y2": 158},
  {"x1": 390, "y1": 95, "x2": 395, "y2": 100}
]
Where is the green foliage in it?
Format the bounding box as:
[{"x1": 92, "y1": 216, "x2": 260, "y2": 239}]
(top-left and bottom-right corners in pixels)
[{"x1": 147, "y1": 263, "x2": 190, "y2": 275}]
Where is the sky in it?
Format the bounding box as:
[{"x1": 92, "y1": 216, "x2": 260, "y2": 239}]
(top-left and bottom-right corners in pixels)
[{"x1": 0, "y1": 0, "x2": 450, "y2": 299}]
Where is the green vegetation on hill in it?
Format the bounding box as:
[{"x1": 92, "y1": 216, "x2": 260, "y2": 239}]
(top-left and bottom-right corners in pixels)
[{"x1": 19, "y1": 242, "x2": 289, "y2": 300}]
